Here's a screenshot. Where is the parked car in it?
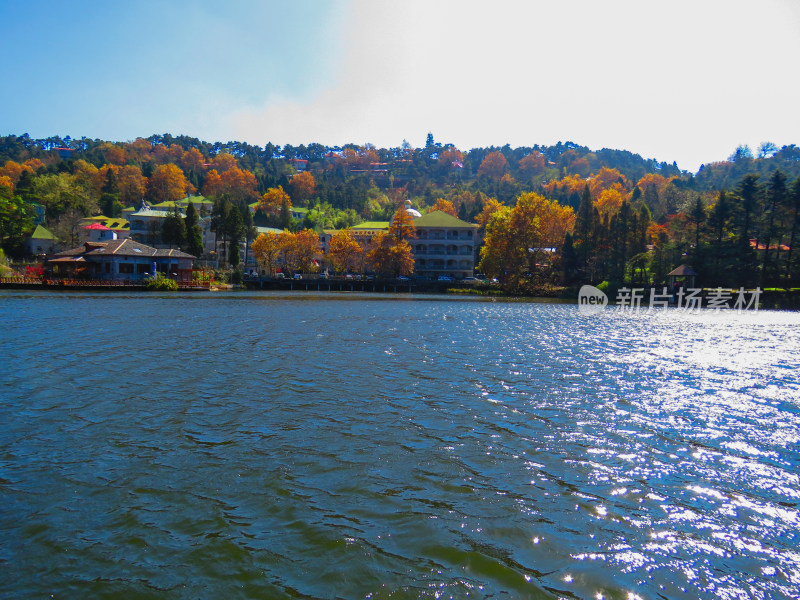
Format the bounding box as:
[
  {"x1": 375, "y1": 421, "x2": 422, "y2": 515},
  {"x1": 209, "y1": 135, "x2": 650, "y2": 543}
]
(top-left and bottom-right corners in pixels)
[
  {"x1": 438, "y1": 275, "x2": 454, "y2": 281},
  {"x1": 293, "y1": 273, "x2": 303, "y2": 280}
]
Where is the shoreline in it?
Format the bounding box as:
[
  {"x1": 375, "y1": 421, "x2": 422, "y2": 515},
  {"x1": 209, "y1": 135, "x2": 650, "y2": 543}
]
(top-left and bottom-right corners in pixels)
[{"x1": 2, "y1": 279, "x2": 799, "y2": 309}]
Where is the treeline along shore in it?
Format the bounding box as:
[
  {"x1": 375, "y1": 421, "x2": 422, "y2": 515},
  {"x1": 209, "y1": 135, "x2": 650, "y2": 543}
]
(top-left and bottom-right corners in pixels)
[{"x1": 2, "y1": 133, "x2": 800, "y2": 297}]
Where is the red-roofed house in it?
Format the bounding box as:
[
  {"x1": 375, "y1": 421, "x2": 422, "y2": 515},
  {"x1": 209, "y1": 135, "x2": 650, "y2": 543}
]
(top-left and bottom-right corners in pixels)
[{"x1": 83, "y1": 222, "x2": 116, "y2": 243}]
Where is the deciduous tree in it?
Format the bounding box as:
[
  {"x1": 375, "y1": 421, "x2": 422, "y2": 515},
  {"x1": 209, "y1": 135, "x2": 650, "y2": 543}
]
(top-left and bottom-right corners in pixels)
[
  {"x1": 251, "y1": 231, "x2": 283, "y2": 276},
  {"x1": 477, "y1": 151, "x2": 508, "y2": 179},
  {"x1": 259, "y1": 186, "x2": 292, "y2": 219},
  {"x1": 328, "y1": 228, "x2": 364, "y2": 273},
  {"x1": 116, "y1": 165, "x2": 147, "y2": 206},
  {"x1": 431, "y1": 198, "x2": 457, "y2": 217},
  {"x1": 0, "y1": 160, "x2": 30, "y2": 189},
  {"x1": 0, "y1": 185, "x2": 33, "y2": 253},
  {"x1": 288, "y1": 171, "x2": 316, "y2": 205},
  {"x1": 204, "y1": 166, "x2": 259, "y2": 205},
  {"x1": 518, "y1": 152, "x2": 545, "y2": 181},
  {"x1": 33, "y1": 173, "x2": 97, "y2": 219},
  {"x1": 148, "y1": 163, "x2": 192, "y2": 203},
  {"x1": 596, "y1": 187, "x2": 624, "y2": 219},
  {"x1": 475, "y1": 198, "x2": 505, "y2": 233},
  {"x1": 479, "y1": 192, "x2": 574, "y2": 283},
  {"x1": 389, "y1": 205, "x2": 416, "y2": 242},
  {"x1": 281, "y1": 229, "x2": 320, "y2": 273},
  {"x1": 366, "y1": 231, "x2": 414, "y2": 277},
  {"x1": 212, "y1": 152, "x2": 238, "y2": 172}
]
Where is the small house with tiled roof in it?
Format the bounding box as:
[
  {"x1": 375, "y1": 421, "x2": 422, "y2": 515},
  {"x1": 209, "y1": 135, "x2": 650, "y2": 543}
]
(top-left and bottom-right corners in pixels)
[
  {"x1": 26, "y1": 224, "x2": 59, "y2": 256},
  {"x1": 78, "y1": 215, "x2": 130, "y2": 240},
  {"x1": 47, "y1": 239, "x2": 195, "y2": 282},
  {"x1": 83, "y1": 222, "x2": 116, "y2": 242}
]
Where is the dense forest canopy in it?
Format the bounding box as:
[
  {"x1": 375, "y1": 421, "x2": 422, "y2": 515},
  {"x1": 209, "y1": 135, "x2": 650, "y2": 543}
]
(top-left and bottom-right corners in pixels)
[{"x1": 2, "y1": 132, "x2": 799, "y2": 289}]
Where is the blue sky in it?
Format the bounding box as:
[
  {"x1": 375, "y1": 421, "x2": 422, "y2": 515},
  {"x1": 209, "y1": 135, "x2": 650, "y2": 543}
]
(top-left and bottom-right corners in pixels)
[{"x1": 2, "y1": 0, "x2": 799, "y2": 172}]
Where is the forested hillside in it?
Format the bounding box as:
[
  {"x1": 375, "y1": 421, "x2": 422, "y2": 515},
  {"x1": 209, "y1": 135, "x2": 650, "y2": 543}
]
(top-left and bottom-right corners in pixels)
[{"x1": 2, "y1": 133, "x2": 799, "y2": 288}]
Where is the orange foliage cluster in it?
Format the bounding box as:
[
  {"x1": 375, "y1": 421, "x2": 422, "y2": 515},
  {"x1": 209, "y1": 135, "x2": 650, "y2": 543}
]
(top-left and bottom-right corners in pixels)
[
  {"x1": 258, "y1": 186, "x2": 292, "y2": 217},
  {"x1": 544, "y1": 167, "x2": 631, "y2": 201},
  {"x1": 328, "y1": 228, "x2": 364, "y2": 273},
  {"x1": 0, "y1": 159, "x2": 40, "y2": 189},
  {"x1": 202, "y1": 166, "x2": 258, "y2": 202},
  {"x1": 340, "y1": 147, "x2": 380, "y2": 170},
  {"x1": 479, "y1": 192, "x2": 575, "y2": 280},
  {"x1": 288, "y1": 171, "x2": 316, "y2": 204},
  {"x1": 635, "y1": 173, "x2": 675, "y2": 198},
  {"x1": 148, "y1": 164, "x2": 195, "y2": 203},
  {"x1": 518, "y1": 152, "x2": 545, "y2": 180},
  {"x1": 544, "y1": 169, "x2": 682, "y2": 221},
  {"x1": 437, "y1": 148, "x2": 463, "y2": 168},
  {"x1": 431, "y1": 198, "x2": 457, "y2": 217},
  {"x1": 251, "y1": 228, "x2": 322, "y2": 275},
  {"x1": 477, "y1": 151, "x2": 508, "y2": 179}
]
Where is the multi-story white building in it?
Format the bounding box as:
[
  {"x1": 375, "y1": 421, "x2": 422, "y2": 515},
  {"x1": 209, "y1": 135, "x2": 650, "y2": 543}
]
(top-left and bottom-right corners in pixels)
[{"x1": 411, "y1": 211, "x2": 478, "y2": 279}]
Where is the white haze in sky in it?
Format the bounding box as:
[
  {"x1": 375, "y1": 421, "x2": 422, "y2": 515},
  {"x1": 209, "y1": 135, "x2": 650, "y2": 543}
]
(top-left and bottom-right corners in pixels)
[
  {"x1": 1, "y1": 0, "x2": 798, "y2": 172},
  {"x1": 229, "y1": 0, "x2": 800, "y2": 171}
]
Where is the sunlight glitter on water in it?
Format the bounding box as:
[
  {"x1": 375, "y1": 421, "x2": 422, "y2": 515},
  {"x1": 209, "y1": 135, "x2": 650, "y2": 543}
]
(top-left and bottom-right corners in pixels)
[{"x1": 1, "y1": 292, "x2": 799, "y2": 599}]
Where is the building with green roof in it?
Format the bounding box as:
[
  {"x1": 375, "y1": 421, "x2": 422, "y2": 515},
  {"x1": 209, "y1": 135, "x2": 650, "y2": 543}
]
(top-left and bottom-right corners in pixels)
[
  {"x1": 26, "y1": 224, "x2": 59, "y2": 256},
  {"x1": 412, "y1": 210, "x2": 478, "y2": 279},
  {"x1": 320, "y1": 207, "x2": 479, "y2": 279}
]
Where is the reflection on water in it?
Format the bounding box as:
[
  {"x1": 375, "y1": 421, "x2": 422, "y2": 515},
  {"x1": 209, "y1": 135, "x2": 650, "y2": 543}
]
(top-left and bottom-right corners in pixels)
[{"x1": 1, "y1": 291, "x2": 799, "y2": 599}]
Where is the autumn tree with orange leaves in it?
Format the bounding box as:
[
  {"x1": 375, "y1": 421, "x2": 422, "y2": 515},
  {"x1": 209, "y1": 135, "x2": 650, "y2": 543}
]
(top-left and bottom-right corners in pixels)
[
  {"x1": 281, "y1": 229, "x2": 320, "y2": 274},
  {"x1": 0, "y1": 161, "x2": 32, "y2": 190},
  {"x1": 258, "y1": 186, "x2": 292, "y2": 219},
  {"x1": 431, "y1": 198, "x2": 457, "y2": 217},
  {"x1": 116, "y1": 165, "x2": 147, "y2": 205},
  {"x1": 389, "y1": 204, "x2": 416, "y2": 242},
  {"x1": 148, "y1": 163, "x2": 193, "y2": 203},
  {"x1": 477, "y1": 151, "x2": 508, "y2": 179},
  {"x1": 474, "y1": 198, "x2": 506, "y2": 234},
  {"x1": 365, "y1": 205, "x2": 417, "y2": 276},
  {"x1": 202, "y1": 166, "x2": 259, "y2": 204},
  {"x1": 367, "y1": 231, "x2": 415, "y2": 277},
  {"x1": 287, "y1": 171, "x2": 316, "y2": 205},
  {"x1": 479, "y1": 192, "x2": 575, "y2": 283},
  {"x1": 251, "y1": 231, "x2": 283, "y2": 277},
  {"x1": 328, "y1": 228, "x2": 364, "y2": 273},
  {"x1": 518, "y1": 152, "x2": 546, "y2": 181}
]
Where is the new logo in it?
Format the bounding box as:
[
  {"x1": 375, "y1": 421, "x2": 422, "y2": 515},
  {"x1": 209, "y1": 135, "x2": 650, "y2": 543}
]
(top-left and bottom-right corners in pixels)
[{"x1": 578, "y1": 284, "x2": 608, "y2": 315}]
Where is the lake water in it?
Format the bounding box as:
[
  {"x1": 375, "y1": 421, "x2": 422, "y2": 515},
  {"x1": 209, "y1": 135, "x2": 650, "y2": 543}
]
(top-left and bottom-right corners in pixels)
[{"x1": 1, "y1": 290, "x2": 799, "y2": 600}]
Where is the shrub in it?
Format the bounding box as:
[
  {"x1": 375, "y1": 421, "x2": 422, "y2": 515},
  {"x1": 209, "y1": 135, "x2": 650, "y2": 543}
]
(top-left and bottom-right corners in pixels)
[{"x1": 146, "y1": 274, "x2": 179, "y2": 291}]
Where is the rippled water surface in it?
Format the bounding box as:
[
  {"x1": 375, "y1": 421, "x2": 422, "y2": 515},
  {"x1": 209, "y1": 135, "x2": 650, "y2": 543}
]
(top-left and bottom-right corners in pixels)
[{"x1": 1, "y1": 291, "x2": 799, "y2": 599}]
